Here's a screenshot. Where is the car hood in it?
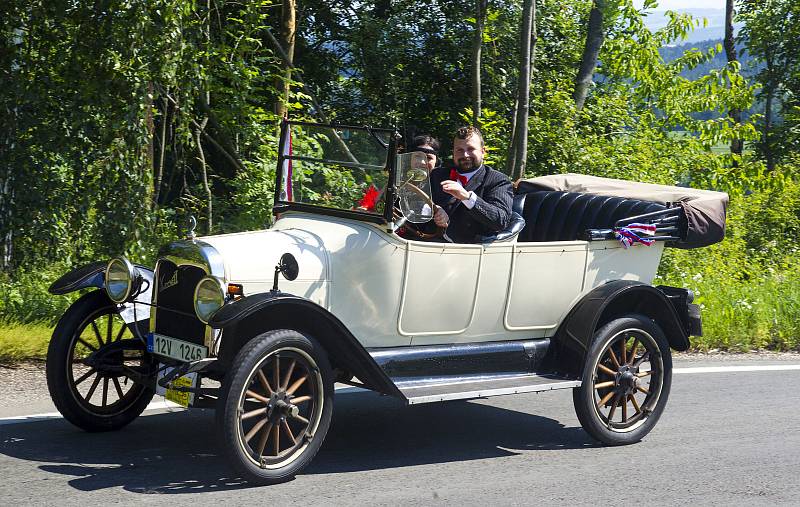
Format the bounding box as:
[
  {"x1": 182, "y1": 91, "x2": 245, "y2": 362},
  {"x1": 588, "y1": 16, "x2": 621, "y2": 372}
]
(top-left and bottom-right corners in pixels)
[{"x1": 197, "y1": 228, "x2": 329, "y2": 285}]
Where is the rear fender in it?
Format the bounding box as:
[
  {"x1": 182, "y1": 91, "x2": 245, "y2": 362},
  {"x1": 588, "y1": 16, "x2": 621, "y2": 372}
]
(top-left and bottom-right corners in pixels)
[
  {"x1": 552, "y1": 280, "x2": 691, "y2": 376},
  {"x1": 209, "y1": 292, "x2": 402, "y2": 398},
  {"x1": 48, "y1": 261, "x2": 154, "y2": 326}
]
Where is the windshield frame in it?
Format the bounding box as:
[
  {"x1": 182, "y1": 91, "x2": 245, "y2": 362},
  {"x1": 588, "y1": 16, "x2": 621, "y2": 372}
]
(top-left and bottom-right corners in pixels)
[{"x1": 272, "y1": 119, "x2": 398, "y2": 225}]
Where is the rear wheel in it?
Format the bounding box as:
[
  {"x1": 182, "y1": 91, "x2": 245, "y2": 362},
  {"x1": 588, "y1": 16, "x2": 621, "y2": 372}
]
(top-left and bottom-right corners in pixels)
[
  {"x1": 217, "y1": 329, "x2": 333, "y2": 485},
  {"x1": 46, "y1": 290, "x2": 156, "y2": 432},
  {"x1": 573, "y1": 314, "x2": 672, "y2": 445}
]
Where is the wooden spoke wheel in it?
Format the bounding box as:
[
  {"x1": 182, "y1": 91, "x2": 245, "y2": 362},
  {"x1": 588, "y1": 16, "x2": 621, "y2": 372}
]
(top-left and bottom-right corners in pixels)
[
  {"x1": 46, "y1": 291, "x2": 156, "y2": 432},
  {"x1": 218, "y1": 329, "x2": 333, "y2": 485},
  {"x1": 573, "y1": 314, "x2": 672, "y2": 445}
]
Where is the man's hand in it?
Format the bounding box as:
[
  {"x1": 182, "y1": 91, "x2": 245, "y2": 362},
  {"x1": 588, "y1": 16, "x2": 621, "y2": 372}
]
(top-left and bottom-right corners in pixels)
[
  {"x1": 433, "y1": 205, "x2": 449, "y2": 228},
  {"x1": 441, "y1": 180, "x2": 470, "y2": 201}
]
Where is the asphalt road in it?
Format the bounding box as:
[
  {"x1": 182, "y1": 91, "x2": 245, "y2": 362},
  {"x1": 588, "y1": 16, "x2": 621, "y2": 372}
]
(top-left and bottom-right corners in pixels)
[{"x1": 1, "y1": 356, "x2": 799, "y2": 506}]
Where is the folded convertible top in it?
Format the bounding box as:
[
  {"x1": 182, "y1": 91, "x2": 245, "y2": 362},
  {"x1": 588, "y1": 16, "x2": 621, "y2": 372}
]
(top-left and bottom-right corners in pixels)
[{"x1": 517, "y1": 173, "x2": 729, "y2": 249}]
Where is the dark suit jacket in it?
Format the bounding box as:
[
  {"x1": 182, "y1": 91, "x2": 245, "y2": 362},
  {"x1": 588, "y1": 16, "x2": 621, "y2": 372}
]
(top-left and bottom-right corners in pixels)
[{"x1": 430, "y1": 163, "x2": 514, "y2": 243}]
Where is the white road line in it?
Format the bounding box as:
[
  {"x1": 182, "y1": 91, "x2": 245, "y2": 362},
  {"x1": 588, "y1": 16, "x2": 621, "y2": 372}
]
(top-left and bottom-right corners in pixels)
[
  {"x1": 674, "y1": 364, "x2": 800, "y2": 374},
  {"x1": 0, "y1": 384, "x2": 367, "y2": 426},
  {"x1": 0, "y1": 399, "x2": 184, "y2": 426}
]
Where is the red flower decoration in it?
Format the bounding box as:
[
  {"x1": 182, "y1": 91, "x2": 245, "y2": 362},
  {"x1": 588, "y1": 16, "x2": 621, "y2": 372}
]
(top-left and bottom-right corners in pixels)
[{"x1": 358, "y1": 184, "x2": 381, "y2": 211}]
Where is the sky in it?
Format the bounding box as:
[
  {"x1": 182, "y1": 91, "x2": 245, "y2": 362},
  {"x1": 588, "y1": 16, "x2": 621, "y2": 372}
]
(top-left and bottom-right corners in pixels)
[{"x1": 634, "y1": 0, "x2": 725, "y2": 10}]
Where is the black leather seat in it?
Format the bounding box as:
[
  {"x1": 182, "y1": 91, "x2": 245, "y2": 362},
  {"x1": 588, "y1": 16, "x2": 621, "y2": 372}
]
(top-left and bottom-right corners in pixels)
[
  {"x1": 477, "y1": 195, "x2": 527, "y2": 243},
  {"x1": 514, "y1": 190, "x2": 667, "y2": 242}
]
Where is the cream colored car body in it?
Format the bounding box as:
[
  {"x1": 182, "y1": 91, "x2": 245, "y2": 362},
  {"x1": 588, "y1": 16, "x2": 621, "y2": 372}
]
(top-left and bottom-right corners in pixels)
[{"x1": 200, "y1": 211, "x2": 664, "y2": 349}]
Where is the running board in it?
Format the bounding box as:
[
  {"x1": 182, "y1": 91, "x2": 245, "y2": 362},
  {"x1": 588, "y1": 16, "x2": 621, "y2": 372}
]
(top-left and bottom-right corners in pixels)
[{"x1": 396, "y1": 373, "x2": 581, "y2": 405}]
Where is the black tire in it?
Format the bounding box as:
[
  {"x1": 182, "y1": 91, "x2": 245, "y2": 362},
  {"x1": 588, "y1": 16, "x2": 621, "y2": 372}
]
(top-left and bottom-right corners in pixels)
[
  {"x1": 46, "y1": 290, "x2": 155, "y2": 432},
  {"x1": 573, "y1": 314, "x2": 672, "y2": 445},
  {"x1": 216, "y1": 329, "x2": 334, "y2": 485}
]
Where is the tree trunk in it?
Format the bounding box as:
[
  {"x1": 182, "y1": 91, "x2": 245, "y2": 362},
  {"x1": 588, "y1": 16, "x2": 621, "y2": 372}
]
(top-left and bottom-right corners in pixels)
[
  {"x1": 764, "y1": 85, "x2": 774, "y2": 171},
  {"x1": 509, "y1": 0, "x2": 536, "y2": 181},
  {"x1": 195, "y1": 119, "x2": 213, "y2": 234},
  {"x1": 573, "y1": 1, "x2": 605, "y2": 111},
  {"x1": 506, "y1": 96, "x2": 519, "y2": 175},
  {"x1": 0, "y1": 164, "x2": 12, "y2": 271},
  {"x1": 724, "y1": 0, "x2": 743, "y2": 157},
  {"x1": 471, "y1": 0, "x2": 489, "y2": 125},
  {"x1": 763, "y1": 45, "x2": 776, "y2": 172},
  {"x1": 153, "y1": 96, "x2": 169, "y2": 207},
  {"x1": 144, "y1": 82, "x2": 155, "y2": 205},
  {"x1": 276, "y1": 0, "x2": 297, "y2": 118}
]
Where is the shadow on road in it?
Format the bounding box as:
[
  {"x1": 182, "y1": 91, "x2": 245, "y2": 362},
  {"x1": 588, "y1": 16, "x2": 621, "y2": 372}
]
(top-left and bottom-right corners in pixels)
[{"x1": 0, "y1": 391, "x2": 596, "y2": 494}]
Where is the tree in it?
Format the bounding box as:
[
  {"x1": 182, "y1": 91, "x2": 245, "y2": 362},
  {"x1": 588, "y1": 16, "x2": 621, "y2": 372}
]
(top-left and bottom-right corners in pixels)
[
  {"x1": 471, "y1": 0, "x2": 489, "y2": 125},
  {"x1": 507, "y1": 0, "x2": 536, "y2": 180},
  {"x1": 724, "y1": 0, "x2": 743, "y2": 157},
  {"x1": 276, "y1": 0, "x2": 297, "y2": 118},
  {"x1": 573, "y1": 0, "x2": 606, "y2": 111},
  {"x1": 739, "y1": 0, "x2": 800, "y2": 170}
]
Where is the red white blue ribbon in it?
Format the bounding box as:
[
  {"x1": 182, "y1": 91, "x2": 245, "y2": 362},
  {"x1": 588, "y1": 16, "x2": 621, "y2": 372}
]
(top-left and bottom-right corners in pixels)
[{"x1": 614, "y1": 222, "x2": 657, "y2": 249}]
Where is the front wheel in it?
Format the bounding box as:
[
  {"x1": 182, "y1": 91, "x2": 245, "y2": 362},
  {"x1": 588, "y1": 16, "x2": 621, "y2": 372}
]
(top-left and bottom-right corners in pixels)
[
  {"x1": 573, "y1": 314, "x2": 672, "y2": 445},
  {"x1": 46, "y1": 290, "x2": 156, "y2": 432},
  {"x1": 217, "y1": 329, "x2": 333, "y2": 485}
]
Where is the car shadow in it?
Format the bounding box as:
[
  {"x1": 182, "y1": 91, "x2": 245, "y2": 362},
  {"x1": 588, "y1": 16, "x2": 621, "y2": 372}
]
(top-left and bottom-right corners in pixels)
[{"x1": 0, "y1": 391, "x2": 597, "y2": 494}]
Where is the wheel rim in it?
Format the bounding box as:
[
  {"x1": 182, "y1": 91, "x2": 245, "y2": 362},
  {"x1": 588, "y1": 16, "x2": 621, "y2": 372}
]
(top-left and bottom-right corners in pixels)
[
  {"x1": 590, "y1": 328, "x2": 664, "y2": 433},
  {"x1": 236, "y1": 347, "x2": 324, "y2": 470},
  {"x1": 67, "y1": 307, "x2": 149, "y2": 416}
]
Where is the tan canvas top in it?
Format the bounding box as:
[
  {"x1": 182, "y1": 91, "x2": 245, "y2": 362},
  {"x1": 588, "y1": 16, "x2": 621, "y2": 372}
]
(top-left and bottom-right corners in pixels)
[{"x1": 518, "y1": 173, "x2": 728, "y2": 206}]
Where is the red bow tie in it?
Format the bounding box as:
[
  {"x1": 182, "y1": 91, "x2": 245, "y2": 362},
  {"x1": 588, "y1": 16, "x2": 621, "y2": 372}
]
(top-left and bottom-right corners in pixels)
[{"x1": 449, "y1": 169, "x2": 468, "y2": 186}]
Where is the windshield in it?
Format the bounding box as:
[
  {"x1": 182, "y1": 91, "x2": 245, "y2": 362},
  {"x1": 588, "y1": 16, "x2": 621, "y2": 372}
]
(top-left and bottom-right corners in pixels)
[
  {"x1": 275, "y1": 121, "x2": 393, "y2": 219},
  {"x1": 396, "y1": 152, "x2": 434, "y2": 223}
]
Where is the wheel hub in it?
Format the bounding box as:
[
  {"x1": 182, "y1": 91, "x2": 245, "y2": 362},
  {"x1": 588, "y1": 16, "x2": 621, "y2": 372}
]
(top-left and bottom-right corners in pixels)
[
  {"x1": 267, "y1": 392, "x2": 298, "y2": 421},
  {"x1": 616, "y1": 365, "x2": 639, "y2": 395}
]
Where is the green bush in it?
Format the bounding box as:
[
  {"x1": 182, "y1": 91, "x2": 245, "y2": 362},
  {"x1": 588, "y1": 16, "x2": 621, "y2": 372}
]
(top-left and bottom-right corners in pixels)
[
  {"x1": 0, "y1": 265, "x2": 78, "y2": 325},
  {"x1": 656, "y1": 166, "x2": 800, "y2": 351}
]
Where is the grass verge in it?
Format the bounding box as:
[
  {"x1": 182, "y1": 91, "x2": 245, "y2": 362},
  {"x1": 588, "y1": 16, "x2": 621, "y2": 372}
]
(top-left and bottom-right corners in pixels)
[{"x1": 0, "y1": 321, "x2": 53, "y2": 362}]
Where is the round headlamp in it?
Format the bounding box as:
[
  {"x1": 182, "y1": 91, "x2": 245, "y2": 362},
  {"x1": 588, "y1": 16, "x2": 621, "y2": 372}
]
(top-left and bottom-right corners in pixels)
[
  {"x1": 105, "y1": 257, "x2": 137, "y2": 304},
  {"x1": 194, "y1": 276, "x2": 226, "y2": 323}
]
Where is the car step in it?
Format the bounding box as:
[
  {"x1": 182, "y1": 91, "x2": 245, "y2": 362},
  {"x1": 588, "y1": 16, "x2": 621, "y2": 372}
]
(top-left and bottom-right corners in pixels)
[{"x1": 394, "y1": 372, "x2": 581, "y2": 405}]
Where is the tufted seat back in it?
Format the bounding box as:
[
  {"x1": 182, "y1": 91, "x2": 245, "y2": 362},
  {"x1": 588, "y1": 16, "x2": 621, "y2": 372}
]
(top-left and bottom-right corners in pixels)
[{"x1": 512, "y1": 191, "x2": 667, "y2": 242}]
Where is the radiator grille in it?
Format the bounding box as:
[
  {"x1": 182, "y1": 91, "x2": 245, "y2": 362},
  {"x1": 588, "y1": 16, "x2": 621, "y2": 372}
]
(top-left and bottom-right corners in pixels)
[{"x1": 153, "y1": 260, "x2": 207, "y2": 346}]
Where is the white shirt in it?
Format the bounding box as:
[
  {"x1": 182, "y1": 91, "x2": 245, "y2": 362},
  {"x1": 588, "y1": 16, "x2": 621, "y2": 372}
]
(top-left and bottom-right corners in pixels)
[{"x1": 454, "y1": 166, "x2": 481, "y2": 209}]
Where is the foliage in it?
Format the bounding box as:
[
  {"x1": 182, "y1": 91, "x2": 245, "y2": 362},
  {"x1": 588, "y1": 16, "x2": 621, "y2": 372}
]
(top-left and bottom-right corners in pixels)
[
  {"x1": 737, "y1": 0, "x2": 800, "y2": 165},
  {"x1": 0, "y1": 0, "x2": 799, "y2": 357},
  {"x1": 0, "y1": 264, "x2": 78, "y2": 325},
  {"x1": 657, "y1": 173, "x2": 800, "y2": 351}
]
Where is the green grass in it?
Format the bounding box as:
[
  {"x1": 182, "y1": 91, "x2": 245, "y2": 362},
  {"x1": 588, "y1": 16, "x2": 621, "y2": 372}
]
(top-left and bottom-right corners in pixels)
[
  {"x1": 690, "y1": 275, "x2": 800, "y2": 352},
  {"x1": 0, "y1": 321, "x2": 53, "y2": 362}
]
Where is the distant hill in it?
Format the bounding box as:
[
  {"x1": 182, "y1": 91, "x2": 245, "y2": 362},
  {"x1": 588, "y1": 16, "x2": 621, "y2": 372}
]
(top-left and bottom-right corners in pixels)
[
  {"x1": 658, "y1": 39, "x2": 759, "y2": 80},
  {"x1": 642, "y1": 8, "x2": 739, "y2": 44},
  {"x1": 656, "y1": 39, "x2": 761, "y2": 121}
]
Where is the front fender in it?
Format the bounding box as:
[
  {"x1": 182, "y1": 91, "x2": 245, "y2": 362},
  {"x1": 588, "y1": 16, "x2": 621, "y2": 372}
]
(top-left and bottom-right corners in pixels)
[
  {"x1": 49, "y1": 261, "x2": 154, "y2": 325},
  {"x1": 48, "y1": 261, "x2": 108, "y2": 295},
  {"x1": 552, "y1": 280, "x2": 692, "y2": 375},
  {"x1": 209, "y1": 292, "x2": 402, "y2": 398}
]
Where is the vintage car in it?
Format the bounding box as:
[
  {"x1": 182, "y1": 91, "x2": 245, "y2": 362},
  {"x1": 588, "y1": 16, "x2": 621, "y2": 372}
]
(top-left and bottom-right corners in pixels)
[{"x1": 46, "y1": 120, "x2": 727, "y2": 485}]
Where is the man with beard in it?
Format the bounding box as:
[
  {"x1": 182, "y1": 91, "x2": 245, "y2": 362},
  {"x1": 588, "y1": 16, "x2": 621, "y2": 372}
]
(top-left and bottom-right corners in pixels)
[{"x1": 430, "y1": 126, "x2": 514, "y2": 243}]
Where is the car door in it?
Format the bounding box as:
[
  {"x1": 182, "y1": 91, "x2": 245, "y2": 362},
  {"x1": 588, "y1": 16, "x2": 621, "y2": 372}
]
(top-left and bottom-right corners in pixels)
[
  {"x1": 398, "y1": 241, "x2": 484, "y2": 337},
  {"x1": 503, "y1": 241, "x2": 587, "y2": 331}
]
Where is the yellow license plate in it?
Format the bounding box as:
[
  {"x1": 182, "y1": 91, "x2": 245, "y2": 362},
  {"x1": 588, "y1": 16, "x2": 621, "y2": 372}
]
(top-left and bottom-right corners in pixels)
[
  {"x1": 165, "y1": 375, "x2": 195, "y2": 407},
  {"x1": 156, "y1": 366, "x2": 198, "y2": 407}
]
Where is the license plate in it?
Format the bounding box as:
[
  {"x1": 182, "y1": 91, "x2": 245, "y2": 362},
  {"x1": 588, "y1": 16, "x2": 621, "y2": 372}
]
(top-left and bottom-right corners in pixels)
[
  {"x1": 155, "y1": 366, "x2": 198, "y2": 407},
  {"x1": 147, "y1": 333, "x2": 208, "y2": 362}
]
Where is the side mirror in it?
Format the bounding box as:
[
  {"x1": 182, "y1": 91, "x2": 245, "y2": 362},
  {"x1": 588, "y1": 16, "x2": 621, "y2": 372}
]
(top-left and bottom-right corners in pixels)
[
  {"x1": 278, "y1": 253, "x2": 299, "y2": 281},
  {"x1": 272, "y1": 253, "x2": 299, "y2": 292}
]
